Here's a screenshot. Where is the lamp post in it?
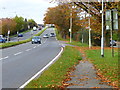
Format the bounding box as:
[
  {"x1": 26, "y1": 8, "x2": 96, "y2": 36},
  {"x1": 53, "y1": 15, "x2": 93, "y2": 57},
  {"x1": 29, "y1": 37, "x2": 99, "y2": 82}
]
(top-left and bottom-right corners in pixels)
[
  {"x1": 88, "y1": 0, "x2": 92, "y2": 49},
  {"x1": 101, "y1": 0, "x2": 104, "y2": 57},
  {"x1": 69, "y1": 2, "x2": 73, "y2": 43}
]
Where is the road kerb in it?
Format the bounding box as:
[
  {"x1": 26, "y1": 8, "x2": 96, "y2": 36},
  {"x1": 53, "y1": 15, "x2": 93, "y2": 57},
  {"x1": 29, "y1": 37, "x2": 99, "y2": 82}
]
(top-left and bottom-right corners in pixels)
[{"x1": 19, "y1": 47, "x2": 63, "y2": 88}]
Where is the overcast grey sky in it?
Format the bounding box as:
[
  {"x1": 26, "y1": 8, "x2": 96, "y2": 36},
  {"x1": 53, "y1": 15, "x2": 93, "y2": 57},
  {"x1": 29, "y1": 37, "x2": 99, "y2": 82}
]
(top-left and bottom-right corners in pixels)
[{"x1": 0, "y1": 0, "x2": 57, "y2": 24}]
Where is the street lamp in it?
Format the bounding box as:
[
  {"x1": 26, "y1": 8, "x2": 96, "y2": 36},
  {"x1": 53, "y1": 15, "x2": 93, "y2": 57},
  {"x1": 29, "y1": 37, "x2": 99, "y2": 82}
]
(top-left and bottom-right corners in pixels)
[
  {"x1": 88, "y1": 0, "x2": 92, "y2": 49},
  {"x1": 69, "y1": 2, "x2": 73, "y2": 43},
  {"x1": 101, "y1": 0, "x2": 104, "y2": 57}
]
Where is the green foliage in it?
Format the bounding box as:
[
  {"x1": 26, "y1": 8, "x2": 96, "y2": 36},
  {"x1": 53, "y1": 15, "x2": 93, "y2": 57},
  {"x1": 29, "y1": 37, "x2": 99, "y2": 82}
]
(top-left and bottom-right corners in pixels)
[
  {"x1": 25, "y1": 46, "x2": 82, "y2": 88},
  {"x1": 28, "y1": 19, "x2": 37, "y2": 29},
  {"x1": 67, "y1": 41, "x2": 88, "y2": 47},
  {"x1": 13, "y1": 16, "x2": 26, "y2": 32}
]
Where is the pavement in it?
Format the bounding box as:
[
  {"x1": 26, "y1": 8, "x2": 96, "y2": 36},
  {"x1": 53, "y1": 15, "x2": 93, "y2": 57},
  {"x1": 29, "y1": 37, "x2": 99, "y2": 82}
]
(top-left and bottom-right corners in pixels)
[{"x1": 60, "y1": 41, "x2": 113, "y2": 89}]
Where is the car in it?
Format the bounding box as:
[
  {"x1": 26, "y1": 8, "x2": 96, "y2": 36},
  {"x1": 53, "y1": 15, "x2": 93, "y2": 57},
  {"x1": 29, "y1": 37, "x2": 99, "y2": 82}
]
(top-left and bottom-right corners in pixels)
[
  {"x1": 43, "y1": 34, "x2": 49, "y2": 38},
  {"x1": 0, "y1": 37, "x2": 6, "y2": 43},
  {"x1": 39, "y1": 27, "x2": 42, "y2": 30},
  {"x1": 32, "y1": 36, "x2": 41, "y2": 44},
  {"x1": 50, "y1": 33, "x2": 55, "y2": 37},
  {"x1": 33, "y1": 27, "x2": 37, "y2": 31},
  {"x1": 18, "y1": 33, "x2": 23, "y2": 37},
  {"x1": 5, "y1": 36, "x2": 10, "y2": 41},
  {"x1": 110, "y1": 40, "x2": 117, "y2": 46}
]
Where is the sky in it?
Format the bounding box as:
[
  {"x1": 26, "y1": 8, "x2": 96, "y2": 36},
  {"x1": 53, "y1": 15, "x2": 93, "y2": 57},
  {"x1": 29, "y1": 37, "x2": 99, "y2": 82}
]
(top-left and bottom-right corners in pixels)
[{"x1": 0, "y1": 0, "x2": 57, "y2": 24}]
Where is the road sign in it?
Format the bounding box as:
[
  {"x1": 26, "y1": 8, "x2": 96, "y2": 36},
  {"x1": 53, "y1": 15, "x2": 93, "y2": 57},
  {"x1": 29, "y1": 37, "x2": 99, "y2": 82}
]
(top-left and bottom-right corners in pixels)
[{"x1": 105, "y1": 9, "x2": 118, "y2": 30}]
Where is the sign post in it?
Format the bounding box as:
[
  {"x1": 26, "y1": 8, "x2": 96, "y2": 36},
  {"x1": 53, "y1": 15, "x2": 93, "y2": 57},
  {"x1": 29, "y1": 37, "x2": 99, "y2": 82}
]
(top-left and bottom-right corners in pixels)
[
  {"x1": 17, "y1": 31, "x2": 19, "y2": 42},
  {"x1": 7, "y1": 30, "x2": 10, "y2": 42}
]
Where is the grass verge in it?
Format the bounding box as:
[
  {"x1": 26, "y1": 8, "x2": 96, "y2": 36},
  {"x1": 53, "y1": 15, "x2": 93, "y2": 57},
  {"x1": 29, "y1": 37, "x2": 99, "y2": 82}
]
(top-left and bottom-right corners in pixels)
[
  {"x1": 68, "y1": 40, "x2": 118, "y2": 87},
  {"x1": 85, "y1": 49, "x2": 118, "y2": 87},
  {"x1": 25, "y1": 46, "x2": 82, "y2": 88},
  {"x1": 67, "y1": 41, "x2": 88, "y2": 47},
  {"x1": 0, "y1": 27, "x2": 47, "y2": 49}
]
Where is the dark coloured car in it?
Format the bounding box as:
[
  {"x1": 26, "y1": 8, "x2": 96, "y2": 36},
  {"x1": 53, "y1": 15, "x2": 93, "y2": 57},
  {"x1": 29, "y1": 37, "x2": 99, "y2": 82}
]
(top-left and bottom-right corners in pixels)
[
  {"x1": 50, "y1": 33, "x2": 55, "y2": 37},
  {"x1": 43, "y1": 34, "x2": 49, "y2": 38},
  {"x1": 18, "y1": 33, "x2": 23, "y2": 37},
  {"x1": 32, "y1": 36, "x2": 41, "y2": 44},
  {"x1": 0, "y1": 37, "x2": 6, "y2": 43}
]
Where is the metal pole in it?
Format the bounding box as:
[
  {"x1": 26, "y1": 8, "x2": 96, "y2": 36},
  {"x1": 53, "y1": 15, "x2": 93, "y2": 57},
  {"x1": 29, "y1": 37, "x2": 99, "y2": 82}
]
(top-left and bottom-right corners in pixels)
[
  {"x1": 101, "y1": 0, "x2": 104, "y2": 57},
  {"x1": 88, "y1": 0, "x2": 91, "y2": 48},
  {"x1": 70, "y1": 3, "x2": 72, "y2": 43},
  {"x1": 111, "y1": 10, "x2": 114, "y2": 57}
]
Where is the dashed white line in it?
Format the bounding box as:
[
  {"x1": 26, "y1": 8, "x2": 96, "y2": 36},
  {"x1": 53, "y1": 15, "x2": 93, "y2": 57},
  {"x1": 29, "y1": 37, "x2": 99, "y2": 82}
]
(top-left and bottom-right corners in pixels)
[
  {"x1": 33, "y1": 46, "x2": 36, "y2": 48},
  {"x1": 26, "y1": 49, "x2": 32, "y2": 51},
  {"x1": 37, "y1": 44, "x2": 41, "y2": 47},
  {"x1": 0, "y1": 56, "x2": 9, "y2": 60},
  {"x1": 43, "y1": 39, "x2": 47, "y2": 44},
  {"x1": 14, "y1": 52, "x2": 22, "y2": 56}
]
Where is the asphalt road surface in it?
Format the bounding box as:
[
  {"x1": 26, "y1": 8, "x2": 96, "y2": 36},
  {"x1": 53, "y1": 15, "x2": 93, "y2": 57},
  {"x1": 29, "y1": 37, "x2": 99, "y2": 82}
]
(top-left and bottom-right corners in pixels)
[
  {"x1": 2, "y1": 28, "x2": 61, "y2": 88},
  {"x1": 10, "y1": 28, "x2": 42, "y2": 42}
]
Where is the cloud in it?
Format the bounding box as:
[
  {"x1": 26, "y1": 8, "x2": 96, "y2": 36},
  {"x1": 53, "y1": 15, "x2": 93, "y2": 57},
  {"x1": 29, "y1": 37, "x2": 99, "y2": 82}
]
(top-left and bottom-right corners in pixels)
[{"x1": 0, "y1": 0, "x2": 57, "y2": 24}]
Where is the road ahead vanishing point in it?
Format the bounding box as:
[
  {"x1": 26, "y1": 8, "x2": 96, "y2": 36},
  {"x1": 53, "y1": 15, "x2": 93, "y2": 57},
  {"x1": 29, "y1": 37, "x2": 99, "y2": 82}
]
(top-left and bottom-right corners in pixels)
[{"x1": 2, "y1": 28, "x2": 61, "y2": 88}]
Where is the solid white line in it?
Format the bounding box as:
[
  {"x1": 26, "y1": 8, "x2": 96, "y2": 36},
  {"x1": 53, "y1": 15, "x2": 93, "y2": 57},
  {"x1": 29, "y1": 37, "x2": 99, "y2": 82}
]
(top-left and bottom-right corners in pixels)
[
  {"x1": 0, "y1": 56, "x2": 9, "y2": 60},
  {"x1": 14, "y1": 52, "x2": 22, "y2": 56},
  {"x1": 19, "y1": 47, "x2": 63, "y2": 88}
]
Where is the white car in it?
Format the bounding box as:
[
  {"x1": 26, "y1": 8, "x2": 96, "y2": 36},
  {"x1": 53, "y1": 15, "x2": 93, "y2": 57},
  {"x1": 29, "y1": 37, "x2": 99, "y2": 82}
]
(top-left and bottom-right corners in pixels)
[{"x1": 43, "y1": 34, "x2": 49, "y2": 38}]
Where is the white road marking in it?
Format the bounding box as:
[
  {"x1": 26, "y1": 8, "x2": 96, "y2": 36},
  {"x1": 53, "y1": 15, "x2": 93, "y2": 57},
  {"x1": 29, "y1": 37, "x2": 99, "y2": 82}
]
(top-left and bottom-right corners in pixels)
[
  {"x1": 37, "y1": 44, "x2": 41, "y2": 47},
  {"x1": 26, "y1": 49, "x2": 32, "y2": 51},
  {"x1": 19, "y1": 47, "x2": 64, "y2": 88},
  {"x1": 14, "y1": 52, "x2": 22, "y2": 56},
  {"x1": 33, "y1": 46, "x2": 36, "y2": 48},
  {"x1": 0, "y1": 56, "x2": 9, "y2": 60},
  {"x1": 43, "y1": 39, "x2": 47, "y2": 44}
]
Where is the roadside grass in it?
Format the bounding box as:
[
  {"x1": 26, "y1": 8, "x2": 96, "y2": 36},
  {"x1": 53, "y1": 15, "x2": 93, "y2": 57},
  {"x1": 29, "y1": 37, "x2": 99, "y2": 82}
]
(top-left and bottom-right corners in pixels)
[
  {"x1": 85, "y1": 49, "x2": 118, "y2": 86},
  {"x1": 25, "y1": 46, "x2": 82, "y2": 88},
  {"x1": 67, "y1": 41, "x2": 88, "y2": 47},
  {"x1": 67, "y1": 40, "x2": 118, "y2": 87},
  {"x1": 0, "y1": 27, "x2": 47, "y2": 49}
]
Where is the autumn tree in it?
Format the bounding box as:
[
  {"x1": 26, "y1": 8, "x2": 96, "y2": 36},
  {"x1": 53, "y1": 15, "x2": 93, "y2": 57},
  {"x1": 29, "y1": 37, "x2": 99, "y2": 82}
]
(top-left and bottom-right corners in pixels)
[
  {"x1": 1, "y1": 18, "x2": 16, "y2": 36},
  {"x1": 52, "y1": 0, "x2": 119, "y2": 46},
  {"x1": 44, "y1": 3, "x2": 81, "y2": 39}
]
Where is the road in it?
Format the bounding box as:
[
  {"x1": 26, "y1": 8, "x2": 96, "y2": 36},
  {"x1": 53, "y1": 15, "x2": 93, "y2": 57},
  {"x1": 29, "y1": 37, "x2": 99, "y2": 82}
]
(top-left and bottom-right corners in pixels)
[
  {"x1": 10, "y1": 28, "x2": 42, "y2": 42},
  {"x1": 2, "y1": 28, "x2": 61, "y2": 88}
]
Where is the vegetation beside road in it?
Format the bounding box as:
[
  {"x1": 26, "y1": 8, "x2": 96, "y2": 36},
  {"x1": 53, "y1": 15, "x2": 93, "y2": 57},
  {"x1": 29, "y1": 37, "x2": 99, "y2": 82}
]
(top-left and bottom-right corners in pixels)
[
  {"x1": 0, "y1": 27, "x2": 47, "y2": 49},
  {"x1": 25, "y1": 46, "x2": 82, "y2": 88},
  {"x1": 85, "y1": 48, "x2": 118, "y2": 87},
  {"x1": 67, "y1": 41, "x2": 118, "y2": 87}
]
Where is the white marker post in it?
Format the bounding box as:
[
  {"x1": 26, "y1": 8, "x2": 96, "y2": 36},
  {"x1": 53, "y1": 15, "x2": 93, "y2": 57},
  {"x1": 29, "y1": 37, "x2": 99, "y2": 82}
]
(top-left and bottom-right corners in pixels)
[{"x1": 7, "y1": 30, "x2": 10, "y2": 42}]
